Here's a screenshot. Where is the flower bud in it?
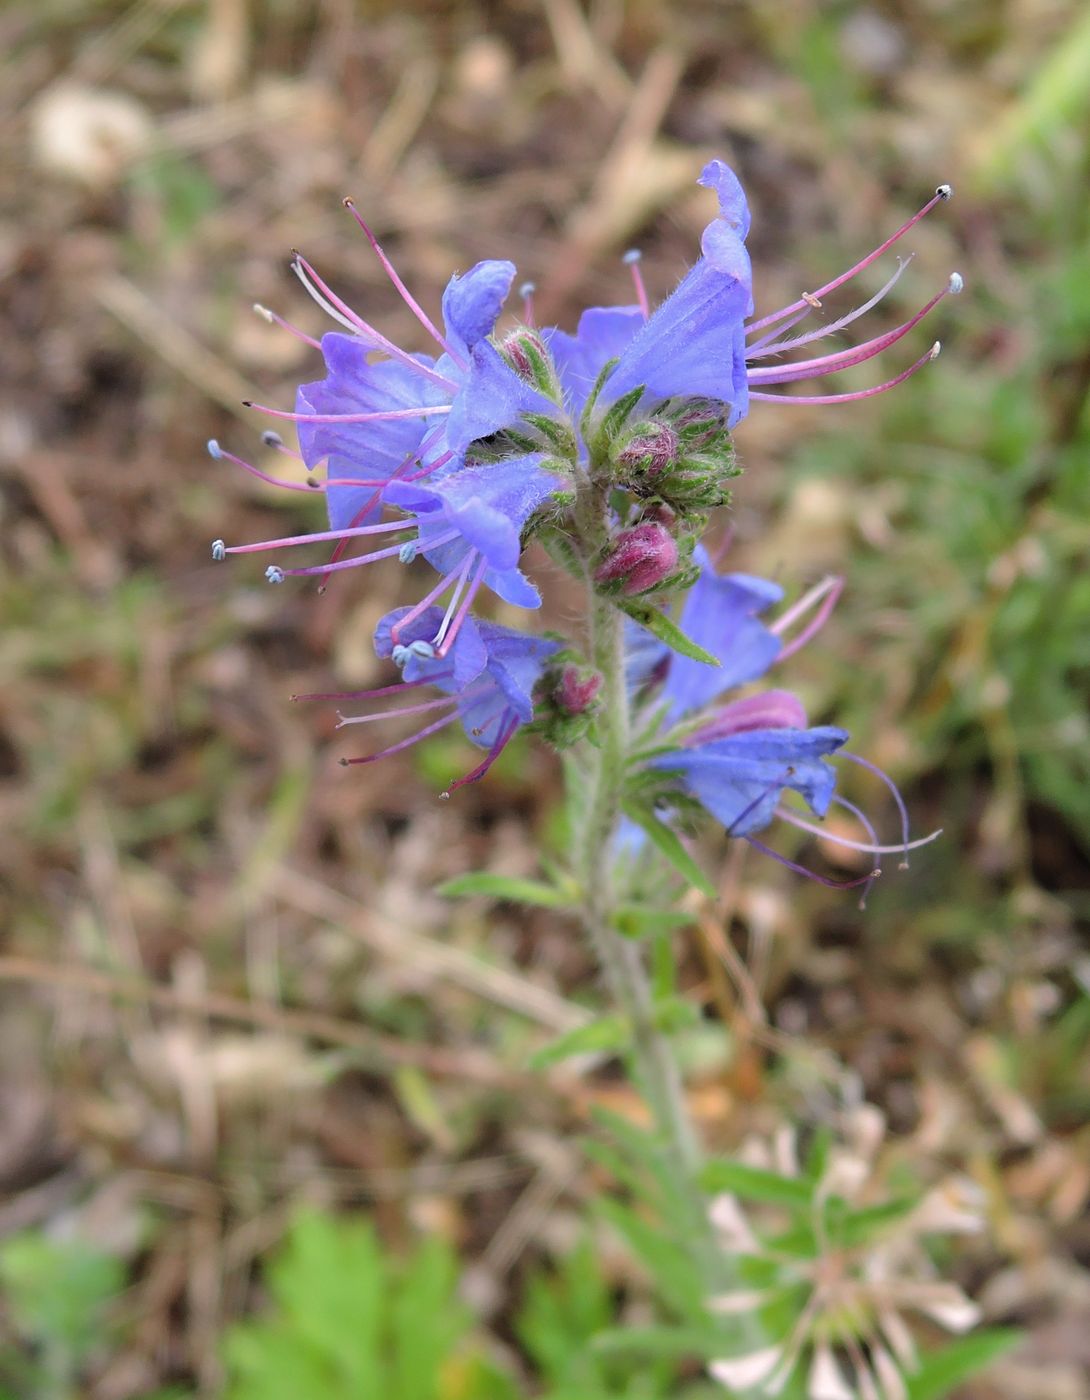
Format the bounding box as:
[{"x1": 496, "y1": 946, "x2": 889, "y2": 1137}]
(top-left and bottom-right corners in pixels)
[
  {"x1": 532, "y1": 660, "x2": 602, "y2": 748},
  {"x1": 555, "y1": 664, "x2": 601, "y2": 716},
  {"x1": 614, "y1": 420, "x2": 679, "y2": 479},
  {"x1": 594, "y1": 522, "x2": 679, "y2": 597},
  {"x1": 500, "y1": 327, "x2": 563, "y2": 403}
]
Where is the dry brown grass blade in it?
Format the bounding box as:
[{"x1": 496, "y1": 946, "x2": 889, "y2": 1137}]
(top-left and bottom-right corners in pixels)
[{"x1": 0, "y1": 954, "x2": 526, "y2": 1089}]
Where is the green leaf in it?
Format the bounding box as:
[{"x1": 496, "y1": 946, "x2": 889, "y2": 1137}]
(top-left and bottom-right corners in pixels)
[
  {"x1": 698, "y1": 1160, "x2": 813, "y2": 1210},
  {"x1": 906, "y1": 1329, "x2": 1021, "y2": 1400},
  {"x1": 621, "y1": 802, "x2": 716, "y2": 898},
  {"x1": 528, "y1": 1014, "x2": 631, "y2": 1069},
  {"x1": 619, "y1": 600, "x2": 721, "y2": 668},
  {"x1": 590, "y1": 1324, "x2": 722, "y2": 1359},
  {"x1": 436, "y1": 871, "x2": 572, "y2": 907},
  {"x1": 613, "y1": 904, "x2": 698, "y2": 937}
]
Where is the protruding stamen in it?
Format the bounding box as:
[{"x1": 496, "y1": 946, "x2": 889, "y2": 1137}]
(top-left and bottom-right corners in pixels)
[
  {"x1": 435, "y1": 555, "x2": 487, "y2": 654},
  {"x1": 219, "y1": 516, "x2": 414, "y2": 557},
  {"x1": 745, "y1": 835, "x2": 881, "y2": 889},
  {"x1": 336, "y1": 693, "x2": 460, "y2": 728},
  {"x1": 263, "y1": 533, "x2": 456, "y2": 582},
  {"x1": 342, "y1": 198, "x2": 466, "y2": 368},
  {"x1": 746, "y1": 185, "x2": 954, "y2": 336},
  {"x1": 252, "y1": 302, "x2": 321, "y2": 349},
  {"x1": 725, "y1": 773, "x2": 796, "y2": 837},
  {"x1": 773, "y1": 575, "x2": 844, "y2": 662},
  {"x1": 623, "y1": 248, "x2": 650, "y2": 320},
  {"x1": 746, "y1": 258, "x2": 912, "y2": 359},
  {"x1": 241, "y1": 400, "x2": 451, "y2": 426},
  {"x1": 207, "y1": 437, "x2": 324, "y2": 494},
  {"x1": 293, "y1": 675, "x2": 451, "y2": 703},
  {"x1": 775, "y1": 807, "x2": 942, "y2": 857},
  {"x1": 840, "y1": 750, "x2": 913, "y2": 867},
  {"x1": 443, "y1": 714, "x2": 520, "y2": 795},
  {"x1": 832, "y1": 795, "x2": 881, "y2": 908},
  {"x1": 748, "y1": 342, "x2": 940, "y2": 405},
  {"x1": 211, "y1": 539, "x2": 226, "y2": 562},
  {"x1": 290, "y1": 252, "x2": 458, "y2": 389},
  {"x1": 747, "y1": 280, "x2": 956, "y2": 387},
  {"x1": 340, "y1": 707, "x2": 462, "y2": 765},
  {"x1": 519, "y1": 281, "x2": 536, "y2": 326}
]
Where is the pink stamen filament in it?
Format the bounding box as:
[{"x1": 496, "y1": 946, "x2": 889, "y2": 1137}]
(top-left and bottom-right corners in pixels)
[
  {"x1": 623, "y1": 250, "x2": 650, "y2": 320},
  {"x1": 772, "y1": 576, "x2": 844, "y2": 662},
  {"x1": 341, "y1": 707, "x2": 463, "y2": 765},
  {"x1": 317, "y1": 435, "x2": 442, "y2": 590},
  {"x1": 336, "y1": 693, "x2": 462, "y2": 727},
  {"x1": 725, "y1": 774, "x2": 794, "y2": 837},
  {"x1": 342, "y1": 199, "x2": 466, "y2": 370},
  {"x1": 292, "y1": 674, "x2": 453, "y2": 703},
  {"x1": 223, "y1": 516, "x2": 415, "y2": 556},
  {"x1": 745, "y1": 835, "x2": 881, "y2": 890},
  {"x1": 252, "y1": 303, "x2": 321, "y2": 350},
  {"x1": 775, "y1": 807, "x2": 941, "y2": 858},
  {"x1": 391, "y1": 558, "x2": 470, "y2": 645},
  {"x1": 243, "y1": 401, "x2": 451, "y2": 425},
  {"x1": 746, "y1": 185, "x2": 951, "y2": 336},
  {"x1": 520, "y1": 281, "x2": 536, "y2": 326},
  {"x1": 745, "y1": 257, "x2": 911, "y2": 359},
  {"x1": 746, "y1": 280, "x2": 954, "y2": 386},
  {"x1": 209, "y1": 441, "x2": 320, "y2": 494},
  {"x1": 444, "y1": 713, "x2": 520, "y2": 794},
  {"x1": 436, "y1": 555, "x2": 489, "y2": 654},
  {"x1": 291, "y1": 252, "x2": 458, "y2": 390},
  {"x1": 832, "y1": 794, "x2": 882, "y2": 908},
  {"x1": 840, "y1": 750, "x2": 912, "y2": 866},
  {"x1": 748, "y1": 341, "x2": 940, "y2": 405},
  {"x1": 274, "y1": 529, "x2": 458, "y2": 578}
]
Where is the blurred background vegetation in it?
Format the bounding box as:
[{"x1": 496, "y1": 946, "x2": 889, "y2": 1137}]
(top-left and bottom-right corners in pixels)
[{"x1": 1, "y1": 0, "x2": 1088, "y2": 1396}]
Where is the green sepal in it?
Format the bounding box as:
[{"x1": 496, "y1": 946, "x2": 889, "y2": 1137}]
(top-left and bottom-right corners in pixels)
[
  {"x1": 538, "y1": 527, "x2": 585, "y2": 579},
  {"x1": 618, "y1": 599, "x2": 721, "y2": 668}
]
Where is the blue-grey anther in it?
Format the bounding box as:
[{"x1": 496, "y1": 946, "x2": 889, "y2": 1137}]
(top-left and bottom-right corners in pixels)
[
  {"x1": 265, "y1": 565, "x2": 285, "y2": 583},
  {"x1": 211, "y1": 539, "x2": 226, "y2": 562}
]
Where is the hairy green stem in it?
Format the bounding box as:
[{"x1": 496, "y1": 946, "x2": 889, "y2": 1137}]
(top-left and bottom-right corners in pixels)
[{"x1": 578, "y1": 589, "x2": 703, "y2": 1177}]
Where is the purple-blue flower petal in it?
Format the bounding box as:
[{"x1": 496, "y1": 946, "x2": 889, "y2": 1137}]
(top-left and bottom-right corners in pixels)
[
  {"x1": 653, "y1": 726, "x2": 848, "y2": 835},
  {"x1": 543, "y1": 305, "x2": 645, "y2": 414},
  {"x1": 442, "y1": 260, "x2": 517, "y2": 355},
  {"x1": 444, "y1": 341, "x2": 561, "y2": 454},
  {"x1": 296, "y1": 332, "x2": 446, "y2": 530}
]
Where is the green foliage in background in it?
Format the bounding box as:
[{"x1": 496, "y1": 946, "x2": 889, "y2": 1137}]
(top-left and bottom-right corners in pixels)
[{"x1": 0, "y1": 1231, "x2": 124, "y2": 1400}]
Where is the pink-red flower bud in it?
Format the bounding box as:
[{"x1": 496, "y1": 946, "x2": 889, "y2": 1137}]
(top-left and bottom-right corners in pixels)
[
  {"x1": 555, "y1": 665, "x2": 601, "y2": 716},
  {"x1": 615, "y1": 421, "x2": 679, "y2": 479},
  {"x1": 594, "y1": 522, "x2": 679, "y2": 597}
]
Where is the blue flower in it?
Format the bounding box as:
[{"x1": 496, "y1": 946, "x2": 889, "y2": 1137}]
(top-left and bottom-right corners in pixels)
[
  {"x1": 311, "y1": 606, "x2": 561, "y2": 790},
  {"x1": 628, "y1": 548, "x2": 848, "y2": 838},
  {"x1": 383, "y1": 454, "x2": 565, "y2": 609}
]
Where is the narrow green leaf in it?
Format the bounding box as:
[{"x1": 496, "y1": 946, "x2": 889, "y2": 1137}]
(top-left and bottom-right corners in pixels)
[
  {"x1": 590, "y1": 1324, "x2": 721, "y2": 1359},
  {"x1": 613, "y1": 904, "x2": 697, "y2": 937},
  {"x1": 619, "y1": 600, "x2": 721, "y2": 668},
  {"x1": 436, "y1": 871, "x2": 572, "y2": 907},
  {"x1": 621, "y1": 802, "x2": 716, "y2": 898},
  {"x1": 699, "y1": 1160, "x2": 813, "y2": 1210},
  {"x1": 528, "y1": 1014, "x2": 630, "y2": 1070},
  {"x1": 906, "y1": 1329, "x2": 1021, "y2": 1400}
]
